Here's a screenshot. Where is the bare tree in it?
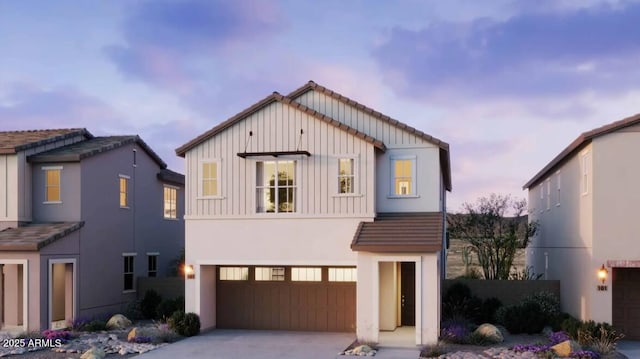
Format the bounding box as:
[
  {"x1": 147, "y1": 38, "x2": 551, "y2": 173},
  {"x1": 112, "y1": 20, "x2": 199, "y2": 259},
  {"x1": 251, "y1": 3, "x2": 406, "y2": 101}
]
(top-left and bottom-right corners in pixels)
[{"x1": 448, "y1": 194, "x2": 538, "y2": 280}]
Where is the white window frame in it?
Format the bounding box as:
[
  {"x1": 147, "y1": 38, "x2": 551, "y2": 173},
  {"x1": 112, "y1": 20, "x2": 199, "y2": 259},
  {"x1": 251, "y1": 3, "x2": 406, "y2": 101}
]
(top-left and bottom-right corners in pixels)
[
  {"x1": 147, "y1": 252, "x2": 159, "y2": 277},
  {"x1": 581, "y1": 152, "x2": 589, "y2": 195},
  {"x1": 291, "y1": 267, "x2": 322, "y2": 282},
  {"x1": 389, "y1": 155, "x2": 417, "y2": 198},
  {"x1": 255, "y1": 160, "x2": 297, "y2": 214},
  {"x1": 199, "y1": 159, "x2": 222, "y2": 198},
  {"x1": 43, "y1": 166, "x2": 63, "y2": 204},
  {"x1": 556, "y1": 171, "x2": 561, "y2": 207},
  {"x1": 255, "y1": 267, "x2": 285, "y2": 281},
  {"x1": 328, "y1": 267, "x2": 357, "y2": 282},
  {"x1": 546, "y1": 179, "x2": 551, "y2": 210},
  {"x1": 336, "y1": 156, "x2": 359, "y2": 195},
  {"x1": 119, "y1": 174, "x2": 130, "y2": 208},
  {"x1": 219, "y1": 267, "x2": 249, "y2": 281},
  {"x1": 163, "y1": 185, "x2": 178, "y2": 219},
  {"x1": 122, "y1": 253, "x2": 137, "y2": 292}
]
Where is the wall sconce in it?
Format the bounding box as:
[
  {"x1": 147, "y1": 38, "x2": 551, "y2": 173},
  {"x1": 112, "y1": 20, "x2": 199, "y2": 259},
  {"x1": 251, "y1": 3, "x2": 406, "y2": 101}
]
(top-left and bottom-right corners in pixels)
[
  {"x1": 184, "y1": 264, "x2": 195, "y2": 279},
  {"x1": 597, "y1": 264, "x2": 608, "y2": 291}
]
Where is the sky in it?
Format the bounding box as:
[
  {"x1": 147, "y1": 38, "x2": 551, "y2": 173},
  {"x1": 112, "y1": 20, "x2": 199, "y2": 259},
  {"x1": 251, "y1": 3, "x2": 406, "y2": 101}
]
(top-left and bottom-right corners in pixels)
[{"x1": 1, "y1": 0, "x2": 639, "y2": 212}]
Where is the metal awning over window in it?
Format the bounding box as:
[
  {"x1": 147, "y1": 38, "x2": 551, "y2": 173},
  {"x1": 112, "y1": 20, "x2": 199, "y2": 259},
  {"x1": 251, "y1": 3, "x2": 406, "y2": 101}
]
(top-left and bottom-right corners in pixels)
[{"x1": 237, "y1": 151, "x2": 311, "y2": 159}]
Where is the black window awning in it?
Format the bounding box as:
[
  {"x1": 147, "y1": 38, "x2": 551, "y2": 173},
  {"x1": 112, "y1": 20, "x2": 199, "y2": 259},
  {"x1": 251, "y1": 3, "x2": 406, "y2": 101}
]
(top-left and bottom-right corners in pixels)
[{"x1": 237, "y1": 151, "x2": 311, "y2": 158}]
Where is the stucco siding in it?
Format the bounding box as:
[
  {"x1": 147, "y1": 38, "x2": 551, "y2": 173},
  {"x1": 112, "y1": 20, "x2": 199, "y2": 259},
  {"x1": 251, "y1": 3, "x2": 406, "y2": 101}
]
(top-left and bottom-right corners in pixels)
[
  {"x1": 185, "y1": 101, "x2": 376, "y2": 218},
  {"x1": 0, "y1": 154, "x2": 19, "y2": 226},
  {"x1": 32, "y1": 162, "x2": 82, "y2": 222}
]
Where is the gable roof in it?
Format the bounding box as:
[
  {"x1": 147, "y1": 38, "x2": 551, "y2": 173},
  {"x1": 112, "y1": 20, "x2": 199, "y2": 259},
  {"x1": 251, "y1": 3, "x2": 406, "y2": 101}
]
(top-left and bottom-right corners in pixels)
[
  {"x1": 350, "y1": 212, "x2": 443, "y2": 253},
  {"x1": 175, "y1": 91, "x2": 386, "y2": 156},
  {"x1": 0, "y1": 128, "x2": 92, "y2": 154},
  {"x1": 288, "y1": 81, "x2": 452, "y2": 191},
  {"x1": 0, "y1": 222, "x2": 84, "y2": 251},
  {"x1": 523, "y1": 113, "x2": 640, "y2": 189},
  {"x1": 28, "y1": 135, "x2": 168, "y2": 169},
  {"x1": 158, "y1": 168, "x2": 185, "y2": 185},
  {"x1": 176, "y1": 81, "x2": 451, "y2": 190}
]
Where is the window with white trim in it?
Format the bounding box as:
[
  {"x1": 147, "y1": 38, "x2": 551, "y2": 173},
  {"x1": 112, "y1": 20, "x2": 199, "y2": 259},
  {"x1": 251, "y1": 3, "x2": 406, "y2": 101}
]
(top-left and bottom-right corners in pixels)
[
  {"x1": 163, "y1": 186, "x2": 177, "y2": 219},
  {"x1": 43, "y1": 166, "x2": 62, "y2": 202},
  {"x1": 391, "y1": 157, "x2": 416, "y2": 196},
  {"x1": 219, "y1": 267, "x2": 249, "y2": 281},
  {"x1": 255, "y1": 267, "x2": 285, "y2": 281},
  {"x1": 581, "y1": 152, "x2": 589, "y2": 194},
  {"x1": 123, "y1": 255, "x2": 135, "y2": 291},
  {"x1": 291, "y1": 267, "x2": 321, "y2": 282},
  {"x1": 119, "y1": 175, "x2": 129, "y2": 208},
  {"x1": 546, "y1": 179, "x2": 551, "y2": 210},
  {"x1": 328, "y1": 268, "x2": 357, "y2": 282},
  {"x1": 256, "y1": 160, "x2": 296, "y2": 213},
  {"x1": 338, "y1": 158, "x2": 355, "y2": 194},
  {"x1": 147, "y1": 254, "x2": 158, "y2": 277},
  {"x1": 201, "y1": 161, "x2": 219, "y2": 197},
  {"x1": 556, "y1": 171, "x2": 561, "y2": 206}
]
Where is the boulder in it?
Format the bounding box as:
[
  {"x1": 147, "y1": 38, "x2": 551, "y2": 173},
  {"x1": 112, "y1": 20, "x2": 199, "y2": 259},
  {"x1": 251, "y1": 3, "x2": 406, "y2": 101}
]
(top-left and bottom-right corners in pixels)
[
  {"x1": 106, "y1": 314, "x2": 132, "y2": 329},
  {"x1": 127, "y1": 327, "x2": 138, "y2": 342},
  {"x1": 551, "y1": 340, "x2": 581, "y2": 357},
  {"x1": 80, "y1": 346, "x2": 106, "y2": 359},
  {"x1": 474, "y1": 323, "x2": 504, "y2": 343}
]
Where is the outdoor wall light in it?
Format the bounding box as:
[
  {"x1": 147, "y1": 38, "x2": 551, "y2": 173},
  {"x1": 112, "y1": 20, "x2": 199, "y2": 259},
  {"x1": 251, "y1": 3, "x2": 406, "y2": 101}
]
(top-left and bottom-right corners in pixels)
[
  {"x1": 597, "y1": 264, "x2": 608, "y2": 291},
  {"x1": 184, "y1": 264, "x2": 195, "y2": 279}
]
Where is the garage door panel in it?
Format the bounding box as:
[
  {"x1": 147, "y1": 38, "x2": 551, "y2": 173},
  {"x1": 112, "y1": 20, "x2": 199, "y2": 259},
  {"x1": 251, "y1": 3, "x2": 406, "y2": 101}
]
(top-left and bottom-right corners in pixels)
[{"x1": 216, "y1": 266, "x2": 355, "y2": 332}]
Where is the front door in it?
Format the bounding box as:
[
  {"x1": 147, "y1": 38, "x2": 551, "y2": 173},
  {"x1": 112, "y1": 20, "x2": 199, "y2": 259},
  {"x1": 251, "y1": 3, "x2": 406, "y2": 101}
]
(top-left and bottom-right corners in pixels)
[{"x1": 400, "y1": 262, "x2": 415, "y2": 326}]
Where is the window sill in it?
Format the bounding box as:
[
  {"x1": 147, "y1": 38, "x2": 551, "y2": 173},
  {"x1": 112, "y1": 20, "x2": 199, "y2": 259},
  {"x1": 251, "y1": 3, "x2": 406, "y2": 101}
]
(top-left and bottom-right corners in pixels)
[
  {"x1": 163, "y1": 217, "x2": 180, "y2": 221},
  {"x1": 333, "y1": 193, "x2": 364, "y2": 198},
  {"x1": 120, "y1": 206, "x2": 130, "y2": 210},
  {"x1": 387, "y1": 194, "x2": 420, "y2": 199},
  {"x1": 556, "y1": 203, "x2": 561, "y2": 207},
  {"x1": 197, "y1": 196, "x2": 225, "y2": 200},
  {"x1": 122, "y1": 289, "x2": 136, "y2": 294},
  {"x1": 43, "y1": 201, "x2": 62, "y2": 204}
]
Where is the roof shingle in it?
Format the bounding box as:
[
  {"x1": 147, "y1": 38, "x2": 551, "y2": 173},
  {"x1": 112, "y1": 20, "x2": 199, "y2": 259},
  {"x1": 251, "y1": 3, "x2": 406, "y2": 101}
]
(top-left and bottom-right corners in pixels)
[
  {"x1": 0, "y1": 222, "x2": 84, "y2": 251},
  {"x1": 0, "y1": 128, "x2": 91, "y2": 154},
  {"x1": 351, "y1": 213, "x2": 444, "y2": 253}
]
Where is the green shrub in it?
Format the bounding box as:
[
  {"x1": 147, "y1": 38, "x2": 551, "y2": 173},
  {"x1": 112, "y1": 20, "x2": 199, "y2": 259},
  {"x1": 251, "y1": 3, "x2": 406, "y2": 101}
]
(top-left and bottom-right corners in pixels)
[
  {"x1": 168, "y1": 311, "x2": 200, "y2": 337},
  {"x1": 124, "y1": 299, "x2": 144, "y2": 320},
  {"x1": 560, "y1": 314, "x2": 582, "y2": 338},
  {"x1": 442, "y1": 283, "x2": 482, "y2": 323},
  {"x1": 156, "y1": 297, "x2": 180, "y2": 321},
  {"x1": 141, "y1": 290, "x2": 163, "y2": 319},
  {"x1": 496, "y1": 302, "x2": 546, "y2": 334},
  {"x1": 523, "y1": 291, "x2": 560, "y2": 318},
  {"x1": 83, "y1": 319, "x2": 107, "y2": 332},
  {"x1": 478, "y1": 297, "x2": 502, "y2": 324}
]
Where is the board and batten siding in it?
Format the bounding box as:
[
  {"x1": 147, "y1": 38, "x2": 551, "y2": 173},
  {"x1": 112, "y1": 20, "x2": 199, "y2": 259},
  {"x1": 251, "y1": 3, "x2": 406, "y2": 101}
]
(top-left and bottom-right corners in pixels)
[
  {"x1": 293, "y1": 90, "x2": 434, "y2": 147},
  {"x1": 185, "y1": 101, "x2": 376, "y2": 218}
]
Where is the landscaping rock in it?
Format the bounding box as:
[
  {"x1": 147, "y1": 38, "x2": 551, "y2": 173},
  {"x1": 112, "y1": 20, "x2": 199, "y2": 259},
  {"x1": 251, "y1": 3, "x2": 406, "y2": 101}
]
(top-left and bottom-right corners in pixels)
[
  {"x1": 341, "y1": 344, "x2": 377, "y2": 356},
  {"x1": 551, "y1": 340, "x2": 581, "y2": 357},
  {"x1": 127, "y1": 327, "x2": 138, "y2": 342},
  {"x1": 474, "y1": 323, "x2": 504, "y2": 343},
  {"x1": 106, "y1": 314, "x2": 132, "y2": 329},
  {"x1": 80, "y1": 346, "x2": 106, "y2": 359}
]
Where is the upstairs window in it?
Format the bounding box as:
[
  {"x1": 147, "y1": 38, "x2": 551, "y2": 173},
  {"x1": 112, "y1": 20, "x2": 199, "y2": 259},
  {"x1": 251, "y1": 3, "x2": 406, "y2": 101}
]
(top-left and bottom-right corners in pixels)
[
  {"x1": 391, "y1": 157, "x2": 416, "y2": 196},
  {"x1": 163, "y1": 186, "x2": 177, "y2": 219},
  {"x1": 338, "y1": 158, "x2": 355, "y2": 194},
  {"x1": 119, "y1": 175, "x2": 129, "y2": 208},
  {"x1": 256, "y1": 160, "x2": 296, "y2": 213},
  {"x1": 201, "y1": 161, "x2": 219, "y2": 197},
  {"x1": 43, "y1": 166, "x2": 62, "y2": 202}
]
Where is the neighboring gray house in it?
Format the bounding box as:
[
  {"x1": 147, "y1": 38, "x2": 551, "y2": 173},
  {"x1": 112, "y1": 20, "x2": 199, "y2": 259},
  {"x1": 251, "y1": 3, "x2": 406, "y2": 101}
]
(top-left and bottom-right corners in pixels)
[{"x1": 0, "y1": 129, "x2": 184, "y2": 332}]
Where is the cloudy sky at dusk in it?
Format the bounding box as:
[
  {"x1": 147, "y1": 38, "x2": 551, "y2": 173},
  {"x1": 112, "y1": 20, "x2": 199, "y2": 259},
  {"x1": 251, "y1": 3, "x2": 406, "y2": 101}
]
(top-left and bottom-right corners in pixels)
[{"x1": 1, "y1": 0, "x2": 639, "y2": 211}]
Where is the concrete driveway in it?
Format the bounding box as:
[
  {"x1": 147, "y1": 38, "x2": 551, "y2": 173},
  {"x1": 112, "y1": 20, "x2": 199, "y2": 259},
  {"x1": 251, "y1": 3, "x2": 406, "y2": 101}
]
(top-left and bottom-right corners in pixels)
[{"x1": 133, "y1": 329, "x2": 356, "y2": 359}]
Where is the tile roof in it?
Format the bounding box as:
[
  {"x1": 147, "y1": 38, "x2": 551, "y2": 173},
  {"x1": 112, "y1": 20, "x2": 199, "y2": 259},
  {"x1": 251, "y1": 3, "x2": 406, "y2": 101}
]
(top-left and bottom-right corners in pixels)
[
  {"x1": 0, "y1": 222, "x2": 84, "y2": 251},
  {"x1": 28, "y1": 136, "x2": 168, "y2": 169},
  {"x1": 351, "y1": 212, "x2": 444, "y2": 253},
  {"x1": 0, "y1": 129, "x2": 92, "y2": 154},
  {"x1": 523, "y1": 112, "x2": 640, "y2": 189},
  {"x1": 158, "y1": 168, "x2": 185, "y2": 185},
  {"x1": 288, "y1": 81, "x2": 452, "y2": 191}
]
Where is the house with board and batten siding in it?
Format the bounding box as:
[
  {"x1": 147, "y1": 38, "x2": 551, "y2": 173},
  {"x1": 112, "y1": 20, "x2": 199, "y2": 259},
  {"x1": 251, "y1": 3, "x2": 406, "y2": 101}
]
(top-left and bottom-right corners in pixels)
[{"x1": 176, "y1": 81, "x2": 452, "y2": 345}]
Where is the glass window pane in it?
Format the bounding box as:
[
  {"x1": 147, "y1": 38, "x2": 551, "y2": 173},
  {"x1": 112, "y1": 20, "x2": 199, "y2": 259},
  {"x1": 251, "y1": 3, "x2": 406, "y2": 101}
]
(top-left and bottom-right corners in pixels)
[
  {"x1": 220, "y1": 267, "x2": 249, "y2": 280},
  {"x1": 291, "y1": 267, "x2": 321, "y2": 282}
]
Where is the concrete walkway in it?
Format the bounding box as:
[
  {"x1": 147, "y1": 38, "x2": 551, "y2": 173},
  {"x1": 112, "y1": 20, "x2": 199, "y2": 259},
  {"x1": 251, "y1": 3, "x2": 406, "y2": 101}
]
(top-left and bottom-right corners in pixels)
[
  {"x1": 133, "y1": 329, "x2": 356, "y2": 359},
  {"x1": 617, "y1": 340, "x2": 640, "y2": 359}
]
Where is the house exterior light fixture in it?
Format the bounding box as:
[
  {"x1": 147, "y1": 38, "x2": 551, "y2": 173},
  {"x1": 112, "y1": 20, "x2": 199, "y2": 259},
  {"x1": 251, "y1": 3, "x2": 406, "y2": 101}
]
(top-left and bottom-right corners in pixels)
[
  {"x1": 597, "y1": 264, "x2": 608, "y2": 291},
  {"x1": 184, "y1": 264, "x2": 195, "y2": 279}
]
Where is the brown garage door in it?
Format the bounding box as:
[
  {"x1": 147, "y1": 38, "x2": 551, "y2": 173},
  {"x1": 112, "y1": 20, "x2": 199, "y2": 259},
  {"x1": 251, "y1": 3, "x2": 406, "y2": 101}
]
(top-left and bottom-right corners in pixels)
[
  {"x1": 216, "y1": 266, "x2": 356, "y2": 332},
  {"x1": 613, "y1": 268, "x2": 640, "y2": 339}
]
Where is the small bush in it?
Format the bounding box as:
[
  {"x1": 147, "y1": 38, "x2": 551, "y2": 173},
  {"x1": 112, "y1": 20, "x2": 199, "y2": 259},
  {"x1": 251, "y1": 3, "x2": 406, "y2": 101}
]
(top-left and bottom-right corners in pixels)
[
  {"x1": 548, "y1": 331, "x2": 571, "y2": 345},
  {"x1": 420, "y1": 343, "x2": 447, "y2": 358},
  {"x1": 578, "y1": 323, "x2": 624, "y2": 355},
  {"x1": 124, "y1": 299, "x2": 144, "y2": 320},
  {"x1": 523, "y1": 291, "x2": 560, "y2": 318},
  {"x1": 478, "y1": 297, "x2": 502, "y2": 324},
  {"x1": 42, "y1": 329, "x2": 72, "y2": 343},
  {"x1": 168, "y1": 311, "x2": 201, "y2": 337},
  {"x1": 467, "y1": 331, "x2": 499, "y2": 345},
  {"x1": 561, "y1": 315, "x2": 583, "y2": 339},
  {"x1": 83, "y1": 319, "x2": 107, "y2": 332},
  {"x1": 442, "y1": 283, "x2": 482, "y2": 323},
  {"x1": 440, "y1": 321, "x2": 470, "y2": 344},
  {"x1": 152, "y1": 322, "x2": 180, "y2": 343},
  {"x1": 497, "y1": 302, "x2": 546, "y2": 334},
  {"x1": 156, "y1": 296, "x2": 185, "y2": 321},
  {"x1": 141, "y1": 290, "x2": 163, "y2": 319}
]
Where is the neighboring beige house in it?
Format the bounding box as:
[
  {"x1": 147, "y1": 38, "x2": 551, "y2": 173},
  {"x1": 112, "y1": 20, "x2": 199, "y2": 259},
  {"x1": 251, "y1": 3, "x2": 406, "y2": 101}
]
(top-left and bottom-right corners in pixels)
[
  {"x1": 176, "y1": 81, "x2": 451, "y2": 345},
  {"x1": 523, "y1": 113, "x2": 640, "y2": 339}
]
